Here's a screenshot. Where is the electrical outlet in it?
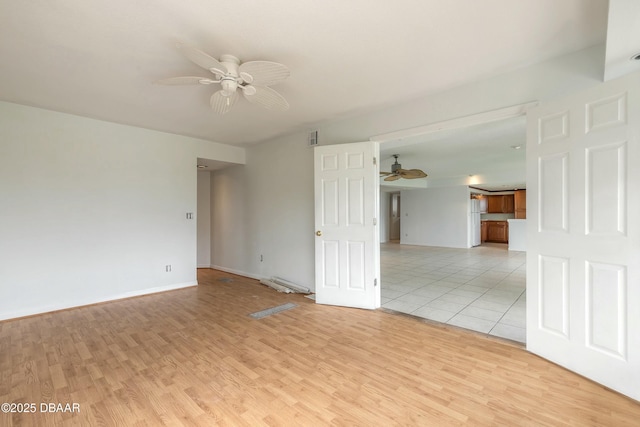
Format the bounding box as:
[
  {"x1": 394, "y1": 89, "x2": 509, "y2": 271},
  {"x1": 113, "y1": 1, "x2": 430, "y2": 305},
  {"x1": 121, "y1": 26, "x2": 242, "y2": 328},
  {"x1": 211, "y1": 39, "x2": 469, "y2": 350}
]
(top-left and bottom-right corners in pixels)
[{"x1": 165, "y1": 265, "x2": 172, "y2": 272}]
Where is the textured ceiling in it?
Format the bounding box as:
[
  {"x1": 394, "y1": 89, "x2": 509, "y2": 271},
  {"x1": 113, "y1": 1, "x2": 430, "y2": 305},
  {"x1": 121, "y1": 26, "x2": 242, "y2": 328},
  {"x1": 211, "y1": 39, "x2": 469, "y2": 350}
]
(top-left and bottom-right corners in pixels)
[{"x1": 0, "y1": 0, "x2": 609, "y2": 146}]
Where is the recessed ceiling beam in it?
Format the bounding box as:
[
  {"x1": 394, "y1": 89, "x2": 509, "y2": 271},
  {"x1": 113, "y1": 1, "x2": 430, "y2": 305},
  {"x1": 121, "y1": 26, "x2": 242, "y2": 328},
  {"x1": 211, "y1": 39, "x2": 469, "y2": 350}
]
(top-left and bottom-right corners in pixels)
[{"x1": 370, "y1": 102, "x2": 538, "y2": 143}]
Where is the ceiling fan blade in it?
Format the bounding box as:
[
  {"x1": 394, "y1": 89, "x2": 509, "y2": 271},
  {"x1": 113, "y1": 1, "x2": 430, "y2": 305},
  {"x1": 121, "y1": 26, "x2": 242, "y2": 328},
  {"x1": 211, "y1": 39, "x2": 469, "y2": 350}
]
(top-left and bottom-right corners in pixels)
[
  {"x1": 238, "y1": 61, "x2": 290, "y2": 86},
  {"x1": 239, "y1": 84, "x2": 257, "y2": 96},
  {"x1": 210, "y1": 90, "x2": 238, "y2": 114},
  {"x1": 399, "y1": 169, "x2": 428, "y2": 179},
  {"x1": 154, "y1": 76, "x2": 217, "y2": 85},
  {"x1": 380, "y1": 171, "x2": 393, "y2": 176},
  {"x1": 384, "y1": 175, "x2": 401, "y2": 182},
  {"x1": 242, "y1": 86, "x2": 289, "y2": 111},
  {"x1": 177, "y1": 43, "x2": 227, "y2": 75}
]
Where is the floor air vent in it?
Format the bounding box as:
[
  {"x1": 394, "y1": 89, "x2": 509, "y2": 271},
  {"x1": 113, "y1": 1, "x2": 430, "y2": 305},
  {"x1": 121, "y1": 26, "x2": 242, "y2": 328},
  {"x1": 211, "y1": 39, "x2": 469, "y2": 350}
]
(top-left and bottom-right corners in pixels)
[{"x1": 249, "y1": 303, "x2": 297, "y2": 319}]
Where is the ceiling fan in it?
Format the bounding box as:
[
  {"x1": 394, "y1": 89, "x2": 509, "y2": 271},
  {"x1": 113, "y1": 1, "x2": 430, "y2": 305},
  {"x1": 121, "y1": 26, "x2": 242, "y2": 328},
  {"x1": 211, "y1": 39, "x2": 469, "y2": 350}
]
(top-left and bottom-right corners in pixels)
[
  {"x1": 380, "y1": 155, "x2": 428, "y2": 181},
  {"x1": 155, "y1": 43, "x2": 290, "y2": 114}
]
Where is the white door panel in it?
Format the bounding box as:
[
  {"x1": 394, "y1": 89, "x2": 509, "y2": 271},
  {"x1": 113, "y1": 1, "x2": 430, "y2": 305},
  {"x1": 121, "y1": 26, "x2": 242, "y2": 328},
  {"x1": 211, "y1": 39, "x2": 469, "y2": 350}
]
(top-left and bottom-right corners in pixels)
[
  {"x1": 314, "y1": 142, "x2": 380, "y2": 309},
  {"x1": 526, "y1": 70, "x2": 640, "y2": 401}
]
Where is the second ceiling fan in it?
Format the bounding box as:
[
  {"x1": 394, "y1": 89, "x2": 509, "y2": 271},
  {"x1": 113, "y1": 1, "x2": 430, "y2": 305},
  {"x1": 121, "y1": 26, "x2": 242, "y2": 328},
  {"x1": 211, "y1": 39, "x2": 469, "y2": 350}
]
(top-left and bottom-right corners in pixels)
[{"x1": 380, "y1": 155, "x2": 428, "y2": 181}]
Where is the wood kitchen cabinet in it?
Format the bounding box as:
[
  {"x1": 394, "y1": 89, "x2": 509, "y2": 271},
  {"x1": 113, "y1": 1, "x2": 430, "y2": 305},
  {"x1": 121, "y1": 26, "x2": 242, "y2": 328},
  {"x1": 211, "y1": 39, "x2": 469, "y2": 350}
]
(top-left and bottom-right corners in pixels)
[
  {"x1": 502, "y1": 195, "x2": 514, "y2": 213},
  {"x1": 487, "y1": 196, "x2": 501, "y2": 213},
  {"x1": 485, "y1": 220, "x2": 509, "y2": 243},
  {"x1": 481, "y1": 221, "x2": 488, "y2": 243},
  {"x1": 514, "y1": 190, "x2": 527, "y2": 219},
  {"x1": 487, "y1": 195, "x2": 515, "y2": 213}
]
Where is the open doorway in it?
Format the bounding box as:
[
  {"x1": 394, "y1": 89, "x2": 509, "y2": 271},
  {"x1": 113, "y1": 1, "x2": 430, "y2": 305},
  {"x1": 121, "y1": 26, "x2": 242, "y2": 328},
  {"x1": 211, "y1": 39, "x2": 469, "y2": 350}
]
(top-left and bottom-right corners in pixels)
[
  {"x1": 195, "y1": 157, "x2": 243, "y2": 272},
  {"x1": 373, "y1": 104, "x2": 531, "y2": 343}
]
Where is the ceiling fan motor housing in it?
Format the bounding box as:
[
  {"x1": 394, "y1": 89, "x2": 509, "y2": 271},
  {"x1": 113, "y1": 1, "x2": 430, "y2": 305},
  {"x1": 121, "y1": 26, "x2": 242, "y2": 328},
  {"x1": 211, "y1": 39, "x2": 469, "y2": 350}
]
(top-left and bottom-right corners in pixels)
[
  {"x1": 391, "y1": 162, "x2": 401, "y2": 173},
  {"x1": 220, "y1": 78, "x2": 237, "y2": 96}
]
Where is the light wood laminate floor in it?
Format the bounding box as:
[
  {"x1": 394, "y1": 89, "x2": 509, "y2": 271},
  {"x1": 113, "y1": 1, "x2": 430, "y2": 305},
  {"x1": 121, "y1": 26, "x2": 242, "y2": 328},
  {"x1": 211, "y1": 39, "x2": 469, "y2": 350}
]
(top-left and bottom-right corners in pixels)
[{"x1": 1, "y1": 269, "x2": 639, "y2": 426}]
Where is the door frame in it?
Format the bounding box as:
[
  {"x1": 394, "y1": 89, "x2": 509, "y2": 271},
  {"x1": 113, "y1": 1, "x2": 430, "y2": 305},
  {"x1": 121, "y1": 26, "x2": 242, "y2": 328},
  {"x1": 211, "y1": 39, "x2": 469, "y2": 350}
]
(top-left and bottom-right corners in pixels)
[
  {"x1": 370, "y1": 103, "x2": 538, "y2": 144},
  {"x1": 389, "y1": 192, "x2": 401, "y2": 242}
]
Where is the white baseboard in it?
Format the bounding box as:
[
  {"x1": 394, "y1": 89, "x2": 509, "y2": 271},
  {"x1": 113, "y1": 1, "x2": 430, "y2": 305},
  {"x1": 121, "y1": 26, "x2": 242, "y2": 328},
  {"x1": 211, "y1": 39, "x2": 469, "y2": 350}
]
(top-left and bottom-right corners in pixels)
[
  {"x1": 0, "y1": 281, "x2": 197, "y2": 322},
  {"x1": 209, "y1": 265, "x2": 263, "y2": 281}
]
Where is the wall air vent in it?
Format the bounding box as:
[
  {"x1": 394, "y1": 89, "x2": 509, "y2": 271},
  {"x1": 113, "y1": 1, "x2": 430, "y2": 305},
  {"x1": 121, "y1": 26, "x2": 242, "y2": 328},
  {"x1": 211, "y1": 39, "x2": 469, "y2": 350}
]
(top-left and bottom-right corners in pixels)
[{"x1": 308, "y1": 130, "x2": 318, "y2": 147}]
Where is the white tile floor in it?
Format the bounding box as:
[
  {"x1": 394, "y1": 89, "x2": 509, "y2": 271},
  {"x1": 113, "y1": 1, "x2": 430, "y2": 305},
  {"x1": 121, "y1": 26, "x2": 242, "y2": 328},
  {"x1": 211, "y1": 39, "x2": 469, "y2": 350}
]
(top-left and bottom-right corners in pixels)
[{"x1": 381, "y1": 242, "x2": 527, "y2": 343}]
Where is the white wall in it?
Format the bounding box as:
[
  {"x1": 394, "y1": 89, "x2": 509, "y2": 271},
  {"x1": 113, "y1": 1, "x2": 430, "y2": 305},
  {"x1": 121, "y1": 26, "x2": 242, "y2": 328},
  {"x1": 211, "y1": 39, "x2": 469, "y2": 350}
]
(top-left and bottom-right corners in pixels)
[
  {"x1": 210, "y1": 133, "x2": 315, "y2": 288},
  {"x1": 400, "y1": 186, "x2": 471, "y2": 248},
  {"x1": 197, "y1": 171, "x2": 211, "y2": 267},
  {"x1": 0, "y1": 101, "x2": 244, "y2": 320},
  {"x1": 208, "y1": 45, "x2": 606, "y2": 290}
]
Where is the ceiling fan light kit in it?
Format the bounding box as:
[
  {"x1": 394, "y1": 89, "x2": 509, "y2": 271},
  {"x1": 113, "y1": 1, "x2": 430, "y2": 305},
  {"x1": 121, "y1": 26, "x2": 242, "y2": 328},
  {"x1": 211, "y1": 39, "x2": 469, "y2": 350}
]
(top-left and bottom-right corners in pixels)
[
  {"x1": 380, "y1": 154, "x2": 428, "y2": 181},
  {"x1": 155, "y1": 43, "x2": 290, "y2": 114}
]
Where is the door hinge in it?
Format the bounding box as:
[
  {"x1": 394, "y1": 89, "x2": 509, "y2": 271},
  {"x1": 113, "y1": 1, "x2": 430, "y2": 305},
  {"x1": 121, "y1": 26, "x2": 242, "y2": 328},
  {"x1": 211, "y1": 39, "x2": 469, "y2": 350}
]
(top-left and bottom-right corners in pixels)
[
  {"x1": 374, "y1": 278, "x2": 378, "y2": 287},
  {"x1": 373, "y1": 218, "x2": 377, "y2": 226},
  {"x1": 373, "y1": 157, "x2": 377, "y2": 166}
]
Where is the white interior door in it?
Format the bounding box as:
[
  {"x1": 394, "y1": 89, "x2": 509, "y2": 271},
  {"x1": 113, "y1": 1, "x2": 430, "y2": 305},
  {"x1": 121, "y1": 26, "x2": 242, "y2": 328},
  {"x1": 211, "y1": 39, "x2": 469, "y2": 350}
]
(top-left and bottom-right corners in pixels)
[
  {"x1": 526, "y1": 70, "x2": 640, "y2": 401},
  {"x1": 314, "y1": 141, "x2": 380, "y2": 309}
]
